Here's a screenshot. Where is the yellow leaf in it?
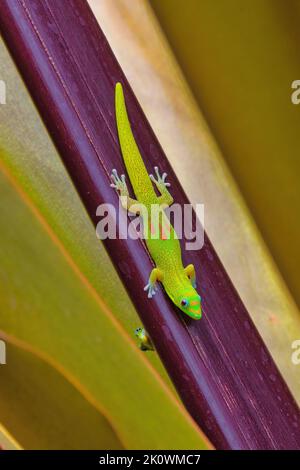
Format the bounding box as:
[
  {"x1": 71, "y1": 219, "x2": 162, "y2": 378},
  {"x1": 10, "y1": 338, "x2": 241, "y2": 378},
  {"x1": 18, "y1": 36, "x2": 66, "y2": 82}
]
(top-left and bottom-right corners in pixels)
[
  {"x1": 0, "y1": 423, "x2": 21, "y2": 450},
  {"x1": 0, "y1": 342, "x2": 123, "y2": 449}
]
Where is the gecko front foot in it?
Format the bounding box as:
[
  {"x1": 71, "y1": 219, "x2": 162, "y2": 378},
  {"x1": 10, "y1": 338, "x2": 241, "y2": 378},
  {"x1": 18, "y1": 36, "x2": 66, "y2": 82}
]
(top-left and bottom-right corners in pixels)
[
  {"x1": 144, "y1": 267, "x2": 163, "y2": 298},
  {"x1": 144, "y1": 280, "x2": 158, "y2": 298},
  {"x1": 184, "y1": 264, "x2": 197, "y2": 288},
  {"x1": 149, "y1": 166, "x2": 171, "y2": 189},
  {"x1": 110, "y1": 169, "x2": 129, "y2": 196}
]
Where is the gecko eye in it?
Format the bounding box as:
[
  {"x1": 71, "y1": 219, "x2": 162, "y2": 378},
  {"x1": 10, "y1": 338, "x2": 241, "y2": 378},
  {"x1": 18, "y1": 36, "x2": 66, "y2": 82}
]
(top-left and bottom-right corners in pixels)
[{"x1": 181, "y1": 298, "x2": 189, "y2": 308}]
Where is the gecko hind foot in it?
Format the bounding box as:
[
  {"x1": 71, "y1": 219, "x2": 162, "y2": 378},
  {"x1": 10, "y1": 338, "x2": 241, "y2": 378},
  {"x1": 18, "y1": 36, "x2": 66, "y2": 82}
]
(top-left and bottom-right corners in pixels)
[
  {"x1": 110, "y1": 169, "x2": 128, "y2": 194},
  {"x1": 149, "y1": 166, "x2": 171, "y2": 188}
]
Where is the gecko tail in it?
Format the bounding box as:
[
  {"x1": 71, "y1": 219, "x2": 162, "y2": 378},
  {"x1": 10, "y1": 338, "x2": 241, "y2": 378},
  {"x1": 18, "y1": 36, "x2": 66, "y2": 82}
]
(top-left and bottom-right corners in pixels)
[{"x1": 115, "y1": 82, "x2": 153, "y2": 199}]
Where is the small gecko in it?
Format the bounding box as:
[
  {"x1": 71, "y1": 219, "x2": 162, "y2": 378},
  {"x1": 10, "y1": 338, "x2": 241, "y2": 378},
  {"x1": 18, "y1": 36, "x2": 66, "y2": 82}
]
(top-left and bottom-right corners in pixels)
[
  {"x1": 135, "y1": 327, "x2": 155, "y2": 351},
  {"x1": 111, "y1": 82, "x2": 202, "y2": 320}
]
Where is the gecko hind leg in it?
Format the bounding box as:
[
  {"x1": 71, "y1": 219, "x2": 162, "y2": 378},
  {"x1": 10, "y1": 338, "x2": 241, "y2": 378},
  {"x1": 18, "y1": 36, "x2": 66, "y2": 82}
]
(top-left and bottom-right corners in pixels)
[
  {"x1": 110, "y1": 169, "x2": 140, "y2": 214},
  {"x1": 144, "y1": 267, "x2": 163, "y2": 298},
  {"x1": 184, "y1": 264, "x2": 197, "y2": 288},
  {"x1": 149, "y1": 166, "x2": 173, "y2": 207}
]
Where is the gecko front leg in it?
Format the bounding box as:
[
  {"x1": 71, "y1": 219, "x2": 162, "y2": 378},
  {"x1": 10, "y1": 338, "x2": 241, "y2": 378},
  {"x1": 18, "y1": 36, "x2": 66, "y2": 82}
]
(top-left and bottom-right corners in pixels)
[
  {"x1": 184, "y1": 264, "x2": 197, "y2": 288},
  {"x1": 149, "y1": 166, "x2": 173, "y2": 207},
  {"x1": 144, "y1": 267, "x2": 163, "y2": 298}
]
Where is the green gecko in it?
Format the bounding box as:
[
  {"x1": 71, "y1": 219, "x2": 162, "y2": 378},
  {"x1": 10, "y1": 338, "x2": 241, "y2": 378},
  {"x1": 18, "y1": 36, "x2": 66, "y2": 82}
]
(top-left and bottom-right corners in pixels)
[
  {"x1": 111, "y1": 82, "x2": 202, "y2": 320},
  {"x1": 135, "y1": 327, "x2": 155, "y2": 351}
]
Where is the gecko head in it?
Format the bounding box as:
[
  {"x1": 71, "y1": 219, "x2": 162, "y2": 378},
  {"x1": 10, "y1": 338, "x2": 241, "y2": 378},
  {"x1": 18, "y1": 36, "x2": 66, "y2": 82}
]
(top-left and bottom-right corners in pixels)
[
  {"x1": 176, "y1": 288, "x2": 202, "y2": 320},
  {"x1": 134, "y1": 327, "x2": 145, "y2": 340}
]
